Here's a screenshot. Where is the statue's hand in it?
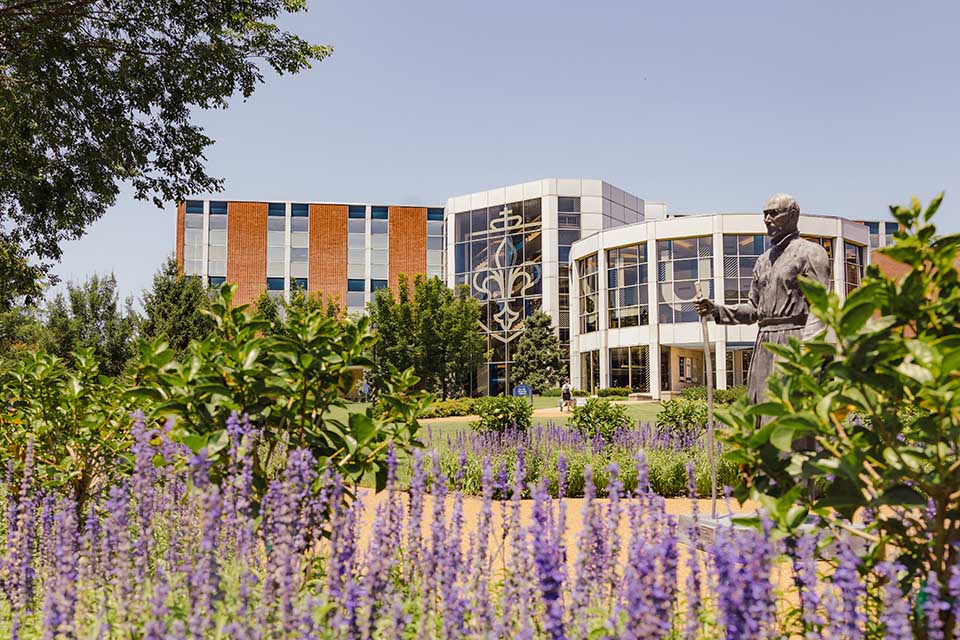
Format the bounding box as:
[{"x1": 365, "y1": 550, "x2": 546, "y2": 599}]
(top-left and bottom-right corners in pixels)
[{"x1": 694, "y1": 297, "x2": 715, "y2": 317}]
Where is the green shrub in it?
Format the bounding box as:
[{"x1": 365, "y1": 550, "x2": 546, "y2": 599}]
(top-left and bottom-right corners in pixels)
[
  {"x1": 656, "y1": 397, "x2": 706, "y2": 433},
  {"x1": 420, "y1": 397, "x2": 475, "y2": 418},
  {"x1": 572, "y1": 389, "x2": 588, "y2": 397},
  {"x1": 542, "y1": 388, "x2": 562, "y2": 397},
  {"x1": 596, "y1": 387, "x2": 631, "y2": 398},
  {"x1": 569, "y1": 398, "x2": 630, "y2": 439},
  {"x1": 470, "y1": 395, "x2": 533, "y2": 433},
  {"x1": 677, "y1": 385, "x2": 746, "y2": 405}
]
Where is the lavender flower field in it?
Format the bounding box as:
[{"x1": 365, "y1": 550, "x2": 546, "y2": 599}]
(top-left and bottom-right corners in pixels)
[
  {"x1": 0, "y1": 413, "x2": 956, "y2": 639},
  {"x1": 418, "y1": 421, "x2": 740, "y2": 499}
]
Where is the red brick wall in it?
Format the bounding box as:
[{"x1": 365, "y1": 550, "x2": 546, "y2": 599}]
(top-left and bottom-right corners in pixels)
[
  {"x1": 226, "y1": 201, "x2": 268, "y2": 305},
  {"x1": 388, "y1": 206, "x2": 427, "y2": 293},
  {"x1": 175, "y1": 201, "x2": 185, "y2": 274},
  {"x1": 309, "y1": 204, "x2": 349, "y2": 306}
]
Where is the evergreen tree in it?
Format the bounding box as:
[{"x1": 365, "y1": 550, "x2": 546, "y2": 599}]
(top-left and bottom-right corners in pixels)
[
  {"x1": 255, "y1": 287, "x2": 343, "y2": 335},
  {"x1": 44, "y1": 273, "x2": 137, "y2": 376},
  {"x1": 140, "y1": 256, "x2": 214, "y2": 355},
  {"x1": 510, "y1": 310, "x2": 567, "y2": 393},
  {"x1": 0, "y1": 305, "x2": 47, "y2": 360}
]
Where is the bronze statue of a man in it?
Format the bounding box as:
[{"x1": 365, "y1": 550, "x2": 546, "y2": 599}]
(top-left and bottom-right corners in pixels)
[{"x1": 694, "y1": 193, "x2": 831, "y2": 407}]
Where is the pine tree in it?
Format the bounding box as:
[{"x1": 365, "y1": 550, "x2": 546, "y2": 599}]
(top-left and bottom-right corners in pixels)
[
  {"x1": 140, "y1": 255, "x2": 214, "y2": 355},
  {"x1": 510, "y1": 310, "x2": 567, "y2": 393}
]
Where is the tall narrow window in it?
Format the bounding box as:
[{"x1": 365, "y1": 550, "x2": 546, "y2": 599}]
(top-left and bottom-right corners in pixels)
[
  {"x1": 844, "y1": 241, "x2": 864, "y2": 294},
  {"x1": 722, "y1": 235, "x2": 766, "y2": 305},
  {"x1": 577, "y1": 254, "x2": 599, "y2": 334},
  {"x1": 370, "y1": 213, "x2": 388, "y2": 280},
  {"x1": 657, "y1": 236, "x2": 713, "y2": 324},
  {"x1": 183, "y1": 200, "x2": 204, "y2": 276},
  {"x1": 426, "y1": 208, "x2": 444, "y2": 279},
  {"x1": 606, "y1": 243, "x2": 649, "y2": 328},
  {"x1": 290, "y1": 203, "x2": 309, "y2": 287},
  {"x1": 207, "y1": 201, "x2": 227, "y2": 278},
  {"x1": 267, "y1": 203, "x2": 286, "y2": 283},
  {"x1": 347, "y1": 205, "x2": 367, "y2": 292}
]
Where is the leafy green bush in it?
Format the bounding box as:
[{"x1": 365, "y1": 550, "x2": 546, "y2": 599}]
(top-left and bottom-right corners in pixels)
[
  {"x1": 596, "y1": 387, "x2": 631, "y2": 398},
  {"x1": 569, "y1": 398, "x2": 630, "y2": 439},
  {"x1": 721, "y1": 194, "x2": 960, "y2": 610},
  {"x1": 0, "y1": 348, "x2": 130, "y2": 514},
  {"x1": 470, "y1": 395, "x2": 533, "y2": 433},
  {"x1": 130, "y1": 283, "x2": 429, "y2": 495},
  {"x1": 542, "y1": 388, "x2": 562, "y2": 397},
  {"x1": 656, "y1": 397, "x2": 706, "y2": 433},
  {"x1": 678, "y1": 385, "x2": 746, "y2": 405},
  {"x1": 572, "y1": 389, "x2": 588, "y2": 397},
  {"x1": 420, "y1": 397, "x2": 475, "y2": 418}
]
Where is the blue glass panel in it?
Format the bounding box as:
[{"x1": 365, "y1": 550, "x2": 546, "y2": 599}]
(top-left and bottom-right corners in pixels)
[
  {"x1": 427, "y1": 208, "x2": 444, "y2": 220},
  {"x1": 185, "y1": 200, "x2": 204, "y2": 214},
  {"x1": 371, "y1": 206, "x2": 389, "y2": 219},
  {"x1": 558, "y1": 246, "x2": 571, "y2": 263},
  {"x1": 267, "y1": 278, "x2": 285, "y2": 291},
  {"x1": 558, "y1": 197, "x2": 580, "y2": 213},
  {"x1": 209, "y1": 201, "x2": 228, "y2": 215},
  {"x1": 348, "y1": 205, "x2": 366, "y2": 218},
  {"x1": 371, "y1": 279, "x2": 388, "y2": 291},
  {"x1": 291, "y1": 203, "x2": 309, "y2": 218},
  {"x1": 268, "y1": 202, "x2": 285, "y2": 217},
  {"x1": 454, "y1": 243, "x2": 467, "y2": 274},
  {"x1": 293, "y1": 278, "x2": 308, "y2": 290},
  {"x1": 347, "y1": 279, "x2": 365, "y2": 292},
  {"x1": 208, "y1": 276, "x2": 225, "y2": 287}
]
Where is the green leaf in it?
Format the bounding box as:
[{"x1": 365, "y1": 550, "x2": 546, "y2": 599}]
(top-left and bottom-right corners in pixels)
[
  {"x1": 770, "y1": 424, "x2": 798, "y2": 451},
  {"x1": 181, "y1": 434, "x2": 207, "y2": 453},
  {"x1": 349, "y1": 413, "x2": 377, "y2": 445},
  {"x1": 839, "y1": 300, "x2": 876, "y2": 335},
  {"x1": 124, "y1": 386, "x2": 164, "y2": 403},
  {"x1": 874, "y1": 484, "x2": 927, "y2": 507},
  {"x1": 896, "y1": 362, "x2": 933, "y2": 384},
  {"x1": 798, "y1": 276, "x2": 829, "y2": 315}
]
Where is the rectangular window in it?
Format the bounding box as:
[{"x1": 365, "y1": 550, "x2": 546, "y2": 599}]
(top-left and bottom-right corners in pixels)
[
  {"x1": 657, "y1": 236, "x2": 714, "y2": 324},
  {"x1": 208, "y1": 276, "x2": 225, "y2": 287},
  {"x1": 185, "y1": 200, "x2": 204, "y2": 214},
  {"x1": 427, "y1": 208, "x2": 444, "y2": 221},
  {"x1": 884, "y1": 222, "x2": 900, "y2": 246},
  {"x1": 206, "y1": 209, "x2": 228, "y2": 277},
  {"x1": 558, "y1": 197, "x2": 580, "y2": 213},
  {"x1": 268, "y1": 202, "x2": 285, "y2": 217},
  {"x1": 844, "y1": 241, "x2": 864, "y2": 294},
  {"x1": 348, "y1": 279, "x2": 366, "y2": 292},
  {"x1": 348, "y1": 205, "x2": 366, "y2": 219},
  {"x1": 267, "y1": 278, "x2": 285, "y2": 291},
  {"x1": 580, "y1": 350, "x2": 600, "y2": 393},
  {"x1": 371, "y1": 279, "x2": 389, "y2": 291},
  {"x1": 209, "y1": 201, "x2": 228, "y2": 215},
  {"x1": 291, "y1": 203, "x2": 308, "y2": 217},
  {"x1": 801, "y1": 236, "x2": 837, "y2": 292},
  {"x1": 183, "y1": 206, "x2": 205, "y2": 275},
  {"x1": 291, "y1": 278, "x2": 307, "y2": 291},
  {"x1": 577, "y1": 254, "x2": 599, "y2": 334},
  {"x1": 606, "y1": 243, "x2": 649, "y2": 328},
  {"x1": 609, "y1": 345, "x2": 650, "y2": 392},
  {"x1": 371, "y1": 206, "x2": 389, "y2": 220},
  {"x1": 722, "y1": 234, "x2": 766, "y2": 305}
]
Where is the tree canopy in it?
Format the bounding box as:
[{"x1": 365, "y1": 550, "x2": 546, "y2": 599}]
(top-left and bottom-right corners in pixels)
[
  {"x1": 0, "y1": 0, "x2": 330, "y2": 306},
  {"x1": 510, "y1": 310, "x2": 568, "y2": 393},
  {"x1": 140, "y1": 255, "x2": 215, "y2": 355}
]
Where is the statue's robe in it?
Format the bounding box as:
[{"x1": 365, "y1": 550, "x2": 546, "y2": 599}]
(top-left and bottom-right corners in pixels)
[{"x1": 711, "y1": 231, "x2": 832, "y2": 405}]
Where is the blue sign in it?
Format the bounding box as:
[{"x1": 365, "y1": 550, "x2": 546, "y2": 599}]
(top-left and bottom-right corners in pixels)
[{"x1": 513, "y1": 384, "x2": 533, "y2": 404}]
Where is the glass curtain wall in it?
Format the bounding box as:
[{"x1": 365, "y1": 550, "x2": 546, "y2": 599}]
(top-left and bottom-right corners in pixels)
[
  {"x1": 557, "y1": 197, "x2": 580, "y2": 349},
  {"x1": 606, "y1": 243, "x2": 649, "y2": 328},
  {"x1": 725, "y1": 348, "x2": 753, "y2": 388},
  {"x1": 657, "y1": 236, "x2": 713, "y2": 324},
  {"x1": 183, "y1": 200, "x2": 204, "y2": 277},
  {"x1": 609, "y1": 345, "x2": 649, "y2": 392},
  {"x1": 370, "y1": 207, "x2": 389, "y2": 287},
  {"x1": 580, "y1": 350, "x2": 600, "y2": 394},
  {"x1": 454, "y1": 198, "x2": 543, "y2": 396},
  {"x1": 802, "y1": 236, "x2": 836, "y2": 292}
]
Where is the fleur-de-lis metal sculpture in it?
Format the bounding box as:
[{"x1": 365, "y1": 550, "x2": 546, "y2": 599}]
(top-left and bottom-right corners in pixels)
[{"x1": 471, "y1": 206, "x2": 542, "y2": 345}]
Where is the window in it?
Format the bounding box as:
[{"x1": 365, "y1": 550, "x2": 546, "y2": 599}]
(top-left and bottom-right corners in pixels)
[
  {"x1": 802, "y1": 236, "x2": 836, "y2": 291},
  {"x1": 609, "y1": 346, "x2": 649, "y2": 392},
  {"x1": 347, "y1": 279, "x2": 365, "y2": 292},
  {"x1": 580, "y1": 350, "x2": 600, "y2": 393},
  {"x1": 267, "y1": 278, "x2": 284, "y2": 291},
  {"x1": 866, "y1": 221, "x2": 880, "y2": 249},
  {"x1": 657, "y1": 236, "x2": 714, "y2": 324},
  {"x1": 722, "y1": 235, "x2": 766, "y2": 305},
  {"x1": 292, "y1": 278, "x2": 308, "y2": 291},
  {"x1": 267, "y1": 203, "x2": 286, "y2": 280},
  {"x1": 606, "y1": 243, "x2": 649, "y2": 328},
  {"x1": 427, "y1": 207, "x2": 444, "y2": 221},
  {"x1": 183, "y1": 200, "x2": 205, "y2": 276},
  {"x1": 348, "y1": 209, "x2": 366, "y2": 283},
  {"x1": 208, "y1": 276, "x2": 225, "y2": 287},
  {"x1": 577, "y1": 254, "x2": 599, "y2": 334},
  {"x1": 426, "y1": 210, "x2": 444, "y2": 279},
  {"x1": 207, "y1": 204, "x2": 227, "y2": 277},
  {"x1": 289, "y1": 205, "x2": 308, "y2": 282},
  {"x1": 371, "y1": 279, "x2": 388, "y2": 291},
  {"x1": 884, "y1": 222, "x2": 900, "y2": 246},
  {"x1": 726, "y1": 349, "x2": 753, "y2": 388},
  {"x1": 371, "y1": 206, "x2": 389, "y2": 220},
  {"x1": 844, "y1": 242, "x2": 864, "y2": 294},
  {"x1": 348, "y1": 205, "x2": 366, "y2": 219},
  {"x1": 558, "y1": 197, "x2": 580, "y2": 213}
]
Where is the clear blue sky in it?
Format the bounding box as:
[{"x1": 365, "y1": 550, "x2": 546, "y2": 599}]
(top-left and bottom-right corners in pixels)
[{"x1": 54, "y1": 0, "x2": 960, "y2": 303}]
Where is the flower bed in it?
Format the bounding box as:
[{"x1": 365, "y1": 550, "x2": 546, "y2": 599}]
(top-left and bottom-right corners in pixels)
[{"x1": 0, "y1": 414, "x2": 950, "y2": 638}]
